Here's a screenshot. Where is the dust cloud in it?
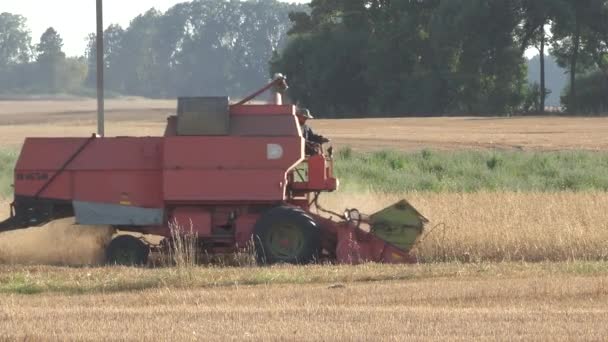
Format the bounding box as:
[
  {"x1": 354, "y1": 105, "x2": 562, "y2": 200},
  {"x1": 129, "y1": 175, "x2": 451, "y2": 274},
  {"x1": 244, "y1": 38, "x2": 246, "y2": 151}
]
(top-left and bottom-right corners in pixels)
[{"x1": 0, "y1": 218, "x2": 115, "y2": 266}]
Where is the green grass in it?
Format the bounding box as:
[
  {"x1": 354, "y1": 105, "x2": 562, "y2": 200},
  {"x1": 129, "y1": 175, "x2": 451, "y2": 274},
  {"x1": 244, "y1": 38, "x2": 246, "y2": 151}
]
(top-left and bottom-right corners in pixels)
[
  {"x1": 1, "y1": 261, "x2": 607, "y2": 295},
  {"x1": 335, "y1": 148, "x2": 608, "y2": 192},
  {"x1": 0, "y1": 149, "x2": 18, "y2": 198},
  {"x1": 2, "y1": 148, "x2": 608, "y2": 196}
]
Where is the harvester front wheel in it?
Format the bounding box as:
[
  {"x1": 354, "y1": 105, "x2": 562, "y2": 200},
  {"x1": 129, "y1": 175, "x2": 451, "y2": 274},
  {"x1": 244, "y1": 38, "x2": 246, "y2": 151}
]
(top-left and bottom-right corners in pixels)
[
  {"x1": 254, "y1": 206, "x2": 320, "y2": 265},
  {"x1": 105, "y1": 235, "x2": 150, "y2": 266}
]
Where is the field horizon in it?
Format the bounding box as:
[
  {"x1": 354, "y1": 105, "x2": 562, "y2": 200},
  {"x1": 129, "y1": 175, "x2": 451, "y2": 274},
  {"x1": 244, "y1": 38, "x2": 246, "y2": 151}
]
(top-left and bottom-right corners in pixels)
[{"x1": 1, "y1": 98, "x2": 608, "y2": 151}]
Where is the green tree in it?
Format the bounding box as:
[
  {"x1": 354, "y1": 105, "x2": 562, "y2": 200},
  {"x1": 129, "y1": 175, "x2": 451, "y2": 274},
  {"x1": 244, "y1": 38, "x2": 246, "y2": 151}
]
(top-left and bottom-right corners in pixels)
[
  {"x1": 36, "y1": 27, "x2": 66, "y2": 93},
  {"x1": 554, "y1": 0, "x2": 608, "y2": 113},
  {"x1": 274, "y1": 0, "x2": 529, "y2": 117},
  {"x1": 3, "y1": 1, "x2": 305, "y2": 97},
  {"x1": 172, "y1": 0, "x2": 300, "y2": 97},
  {"x1": 582, "y1": 0, "x2": 608, "y2": 82},
  {"x1": 443, "y1": 0, "x2": 526, "y2": 114},
  {"x1": 366, "y1": 0, "x2": 440, "y2": 114},
  {"x1": 0, "y1": 12, "x2": 33, "y2": 93},
  {"x1": 116, "y1": 9, "x2": 164, "y2": 97},
  {"x1": 0, "y1": 12, "x2": 31, "y2": 67},
  {"x1": 271, "y1": 0, "x2": 372, "y2": 116},
  {"x1": 79, "y1": 0, "x2": 303, "y2": 98},
  {"x1": 60, "y1": 57, "x2": 88, "y2": 92},
  {"x1": 550, "y1": 0, "x2": 599, "y2": 113},
  {"x1": 85, "y1": 24, "x2": 126, "y2": 90},
  {"x1": 519, "y1": 0, "x2": 561, "y2": 113}
]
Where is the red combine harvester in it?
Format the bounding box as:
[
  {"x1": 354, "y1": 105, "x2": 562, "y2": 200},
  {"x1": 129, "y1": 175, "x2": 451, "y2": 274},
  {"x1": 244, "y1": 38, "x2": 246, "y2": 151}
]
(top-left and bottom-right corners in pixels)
[{"x1": 0, "y1": 76, "x2": 427, "y2": 265}]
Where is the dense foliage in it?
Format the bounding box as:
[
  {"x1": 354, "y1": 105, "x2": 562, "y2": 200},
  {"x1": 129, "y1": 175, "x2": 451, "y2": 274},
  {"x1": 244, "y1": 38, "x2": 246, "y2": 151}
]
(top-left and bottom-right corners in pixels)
[
  {"x1": 272, "y1": 0, "x2": 608, "y2": 116},
  {"x1": 0, "y1": 0, "x2": 606, "y2": 115},
  {"x1": 0, "y1": 14, "x2": 87, "y2": 95},
  {"x1": 0, "y1": 0, "x2": 304, "y2": 97}
]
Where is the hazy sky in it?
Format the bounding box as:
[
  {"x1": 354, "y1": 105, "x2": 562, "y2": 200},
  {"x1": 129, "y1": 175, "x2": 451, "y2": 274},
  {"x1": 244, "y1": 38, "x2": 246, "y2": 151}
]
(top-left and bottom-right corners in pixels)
[{"x1": 3, "y1": 0, "x2": 310, "y2": 57}]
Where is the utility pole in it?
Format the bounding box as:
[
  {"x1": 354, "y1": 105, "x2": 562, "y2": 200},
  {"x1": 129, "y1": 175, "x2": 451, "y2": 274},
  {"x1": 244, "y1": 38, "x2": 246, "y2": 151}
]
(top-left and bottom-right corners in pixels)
[
  {"x1": 540, "y1": 26, "x2": 545, "y2": 114},
  {"x1": 96, "y1": 0, "x2": 105, "y2": 137}
]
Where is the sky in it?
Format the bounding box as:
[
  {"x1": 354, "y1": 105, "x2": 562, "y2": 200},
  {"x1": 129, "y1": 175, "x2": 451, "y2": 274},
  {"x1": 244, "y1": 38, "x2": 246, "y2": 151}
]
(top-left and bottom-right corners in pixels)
[{"x1": 3, "y1": 0, "x2": 310, "y2": 57}]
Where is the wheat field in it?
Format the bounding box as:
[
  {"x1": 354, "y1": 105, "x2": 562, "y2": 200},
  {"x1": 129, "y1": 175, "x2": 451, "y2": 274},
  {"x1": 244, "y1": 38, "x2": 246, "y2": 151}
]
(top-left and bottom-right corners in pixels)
[
  {"x1": 1, "y1": 192, "x2": 606, "y2": 266},
  {"x1": 321, "y1": 192, "x2": 608, "y2": 262},
  {"x1": 2, "y1": 99, "x2": 608, "y2": 340},
  {"x1": 1, "y1": 192, "x2": 608, "y2": 339}
]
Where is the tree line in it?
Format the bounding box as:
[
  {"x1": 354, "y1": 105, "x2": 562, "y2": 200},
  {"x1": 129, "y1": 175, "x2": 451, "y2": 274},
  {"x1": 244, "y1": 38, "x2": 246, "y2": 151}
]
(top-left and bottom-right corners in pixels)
[
  {"x1": 526, "y1": 54, "x2": 567, "y2": 108},
  {"x1": 0, "y1": 14, "x2": 87, "y2": 95},
  {"x1": 273, "y1": 0, "x2": 608, "y2": 116},
  {"x1": 1, "y1": 0, "x2": 607, "y2": 116},
  {"x1": 0, "y1": 0, "x2": 303, "y2": 98}
]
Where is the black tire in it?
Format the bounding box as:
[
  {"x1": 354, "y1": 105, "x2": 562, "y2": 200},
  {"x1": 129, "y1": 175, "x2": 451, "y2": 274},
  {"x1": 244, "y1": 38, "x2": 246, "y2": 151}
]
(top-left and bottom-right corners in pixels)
[
  {"x1": 105, "y1": 235, "x2": 150, "y2": 266},
  {"x1": 253, "y1": 206, "x2": 320, "y2": 265}
]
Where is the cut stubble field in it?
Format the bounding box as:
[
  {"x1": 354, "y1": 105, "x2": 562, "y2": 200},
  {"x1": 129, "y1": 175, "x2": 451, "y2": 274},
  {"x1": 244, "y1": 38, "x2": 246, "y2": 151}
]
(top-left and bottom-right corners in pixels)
[
  {"x1": 2, "y1": 265, "x2": 608, "y2": 340},
  {"x1": 1, "y1": 99, "x2": 608, "y2": 340}
]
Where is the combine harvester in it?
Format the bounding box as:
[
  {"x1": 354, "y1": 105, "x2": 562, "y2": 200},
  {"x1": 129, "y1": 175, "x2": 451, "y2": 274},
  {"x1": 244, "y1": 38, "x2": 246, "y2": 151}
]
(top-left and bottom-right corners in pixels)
[{"x1": 0, "y1": 75, "x2": 427, "y2": 266}]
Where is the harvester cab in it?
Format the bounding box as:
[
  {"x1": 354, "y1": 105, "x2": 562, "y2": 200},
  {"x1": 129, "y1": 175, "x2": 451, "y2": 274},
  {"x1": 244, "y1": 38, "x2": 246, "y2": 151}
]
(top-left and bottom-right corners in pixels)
[{"x1": 0, "y1": 75, "x2": 427, "y2": 266}]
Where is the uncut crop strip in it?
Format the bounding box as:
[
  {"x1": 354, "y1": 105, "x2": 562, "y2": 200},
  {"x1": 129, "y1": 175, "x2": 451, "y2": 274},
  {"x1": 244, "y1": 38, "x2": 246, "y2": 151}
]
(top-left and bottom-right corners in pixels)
[
  {"x1": 320, "y1": 192, "x2": 608, "y2": 262},
  {"x1": 1, "y1": 192, "x2": 606, "y2": 266}
]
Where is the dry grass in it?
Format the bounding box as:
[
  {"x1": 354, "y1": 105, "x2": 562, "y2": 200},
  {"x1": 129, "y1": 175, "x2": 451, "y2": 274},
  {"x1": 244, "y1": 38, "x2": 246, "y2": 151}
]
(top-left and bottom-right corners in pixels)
[
  {"x1": 2, "y1": 192, "x2": 607, "y2": 266},
  {"x1": 1, "y1": 264, "x2": 608, "y2": 340},
  {"x1": 320, "y1": 192, "x2": 608, "y2": 262},
  {"x1": 163, "y1": 222, "x2": 199, "y2": 268}
]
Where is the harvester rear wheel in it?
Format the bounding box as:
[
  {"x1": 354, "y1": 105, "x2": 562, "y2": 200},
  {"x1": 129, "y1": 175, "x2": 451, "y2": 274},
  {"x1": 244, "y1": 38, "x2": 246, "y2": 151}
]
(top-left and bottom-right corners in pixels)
[
  {"x1": 254, "y1": 206, "x2": 320, "y2": 265},
  {"x1": 105, "y1": 235, "x2": 150, "y2": 266}
]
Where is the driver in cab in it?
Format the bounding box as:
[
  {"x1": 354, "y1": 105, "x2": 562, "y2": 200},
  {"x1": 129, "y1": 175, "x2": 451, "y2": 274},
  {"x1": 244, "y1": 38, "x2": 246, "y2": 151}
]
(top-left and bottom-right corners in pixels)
[{"x1": 296, "y1": 108, "x2": 330, "y2": 155}]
